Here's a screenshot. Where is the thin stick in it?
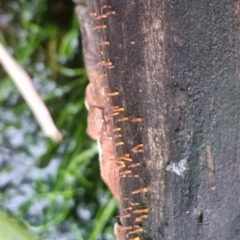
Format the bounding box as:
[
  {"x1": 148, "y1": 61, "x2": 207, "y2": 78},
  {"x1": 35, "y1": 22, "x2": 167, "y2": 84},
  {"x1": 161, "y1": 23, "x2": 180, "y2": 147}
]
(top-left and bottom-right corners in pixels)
[{"x1": 0, "y1": 43, "x2": 62, "y2": 142}]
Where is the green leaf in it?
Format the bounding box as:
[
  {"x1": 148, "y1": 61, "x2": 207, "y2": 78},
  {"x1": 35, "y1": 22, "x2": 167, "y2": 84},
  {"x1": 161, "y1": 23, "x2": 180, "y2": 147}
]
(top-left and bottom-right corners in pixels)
[{"x1": 0, "y1": 211, "x2": 41, "y2": 240}]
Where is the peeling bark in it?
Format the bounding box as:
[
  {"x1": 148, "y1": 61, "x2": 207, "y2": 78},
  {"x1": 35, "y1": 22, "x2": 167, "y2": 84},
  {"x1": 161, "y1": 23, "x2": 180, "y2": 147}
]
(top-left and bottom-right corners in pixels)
[{"x1": 73, "y1": 0, "x2": 120, "y2": 203}]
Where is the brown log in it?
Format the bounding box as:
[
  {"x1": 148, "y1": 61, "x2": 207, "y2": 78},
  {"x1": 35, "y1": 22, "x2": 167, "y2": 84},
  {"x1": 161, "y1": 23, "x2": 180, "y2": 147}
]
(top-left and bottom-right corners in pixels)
[{"x1": 74, "y1": 0, "x2": 240, "y2": 239}]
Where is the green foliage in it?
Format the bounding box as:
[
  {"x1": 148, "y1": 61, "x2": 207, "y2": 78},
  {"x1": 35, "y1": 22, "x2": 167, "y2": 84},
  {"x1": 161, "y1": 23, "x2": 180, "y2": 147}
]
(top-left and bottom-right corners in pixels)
[
  {"x1": 0, "y1": 211, "x2": 41, "y2": 240},
  {"x1": 0, "y1": 0, "x2": 116, "y2": 239}
]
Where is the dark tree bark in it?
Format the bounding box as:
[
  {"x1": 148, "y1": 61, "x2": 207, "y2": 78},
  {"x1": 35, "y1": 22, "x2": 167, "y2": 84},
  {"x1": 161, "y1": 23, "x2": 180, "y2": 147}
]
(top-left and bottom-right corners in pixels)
[{"x1": 74, "y1": 0, "x2": 240, "y2": 239}]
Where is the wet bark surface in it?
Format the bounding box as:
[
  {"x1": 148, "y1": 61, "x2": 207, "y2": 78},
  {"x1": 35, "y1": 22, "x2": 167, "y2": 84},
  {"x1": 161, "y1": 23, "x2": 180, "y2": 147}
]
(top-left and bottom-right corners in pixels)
[{"x1": 74, "y1": 0, "x2": 240, "y2": 239}]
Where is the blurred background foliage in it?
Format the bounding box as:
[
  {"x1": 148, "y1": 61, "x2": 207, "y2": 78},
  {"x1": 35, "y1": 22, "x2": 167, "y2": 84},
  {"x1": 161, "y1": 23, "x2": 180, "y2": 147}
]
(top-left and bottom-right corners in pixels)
[{"x1": 0, "y1": 0, "x2": 116, "y2": 239}]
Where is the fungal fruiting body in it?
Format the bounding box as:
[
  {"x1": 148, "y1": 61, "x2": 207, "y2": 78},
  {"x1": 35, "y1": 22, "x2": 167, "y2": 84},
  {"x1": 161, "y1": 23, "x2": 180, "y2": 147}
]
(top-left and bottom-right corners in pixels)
[
  {"x1": 97, "y1": 131, "x2": 120, "y2": 200},
  {"x1": 83, "y1": 1, "x2": 149, "y2": 239}
]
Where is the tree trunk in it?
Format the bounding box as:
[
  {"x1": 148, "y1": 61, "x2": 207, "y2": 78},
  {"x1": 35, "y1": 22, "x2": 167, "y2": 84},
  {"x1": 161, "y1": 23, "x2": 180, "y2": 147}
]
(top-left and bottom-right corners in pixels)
[{"x1": 74, "y1": 0, "x2": 240, "y2": 239}]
